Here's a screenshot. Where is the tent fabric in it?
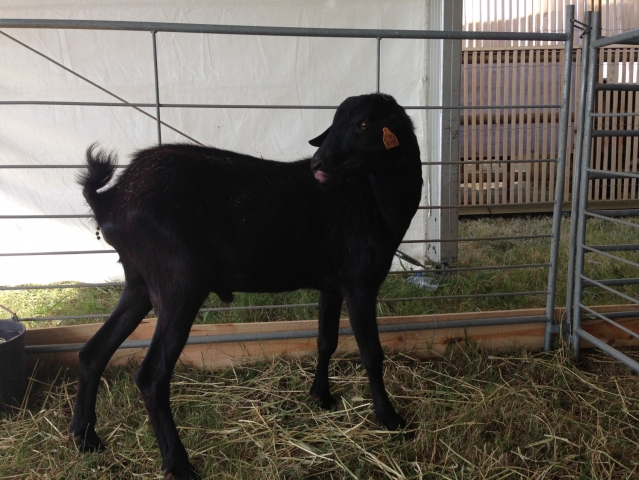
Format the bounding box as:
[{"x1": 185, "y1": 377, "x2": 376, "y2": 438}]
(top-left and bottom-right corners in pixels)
[{"x1": 0, "y1": 0, "x2": 430, "y2": 285}]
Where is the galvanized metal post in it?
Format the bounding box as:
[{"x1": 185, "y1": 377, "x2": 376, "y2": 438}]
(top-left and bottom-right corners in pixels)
[
  {"x1": 376, "y1": 37, "x2": 381, "y2": 93},
  {"x1": 544, "y1": 4, "x2": 575, "y2": 351},
  {"x1": 152, "y1": 30, "x2": 162, "y2": 144},
  {"x1": 572, "y1": 11, "x2": 601, "y2": 360},
  {"x1": 565, "y1": 11, "x2": 591, "y2": 332}
]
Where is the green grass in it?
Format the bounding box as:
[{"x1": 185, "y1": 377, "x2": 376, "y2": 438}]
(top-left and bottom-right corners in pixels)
[
  {"x1": 2, "y1": 345, "x2": 639, "y2": 479},
  {"x1": 2, "y1": 215, "x2": 638, "y2": 328}
]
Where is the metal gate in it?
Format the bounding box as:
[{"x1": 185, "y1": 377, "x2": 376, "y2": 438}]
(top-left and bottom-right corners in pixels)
[{"x1": 569, "y1": 11, "x2": 639, "y2": 371}]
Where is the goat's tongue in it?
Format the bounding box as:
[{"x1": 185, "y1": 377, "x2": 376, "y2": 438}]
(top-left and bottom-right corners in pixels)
[{"x1": 314, "y1": 171, "x2": 329, "y2": 182}]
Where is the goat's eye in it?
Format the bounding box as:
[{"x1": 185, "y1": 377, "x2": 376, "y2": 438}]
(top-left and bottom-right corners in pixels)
[{"x1": 358, "y1": 121, "x2": 368, "y2": 131}]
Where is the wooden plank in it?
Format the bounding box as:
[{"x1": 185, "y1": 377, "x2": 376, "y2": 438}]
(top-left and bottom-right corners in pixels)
[
  {"x1": 594, "y1": 49, "x2": 604, "y2": 201},
  {"x1": 507, "y1": 47, "x2": 515, "y2": 203},
  {"x1": 632, "y1": 55, "x2": 639, "y2": 199},
  {"x1": 622, "y1": 47, "x2": 631, "y2": 200},
  {"x1": 478, "y1": 49, "x2": 486, "y2": 205},
  {"x1": 463, "y1": 49, "x2": 469, "y2": 206},
  {"x1": 517, "y1": 44, "x2": 526, "y2": 203},
  {"x1": 526, "y1": 48, "x2": 534, "y2": 203},
  {"x1": 532, "y1": 49, "x2": 540, "y2": 202},
  {"x1": 24, "y1": 304, "x2": 639, "y2": 370},
  {"x1": 25, "y1": 309, "x2": 550, "y2": 368},
  {"x1": 494, "y1": 48, "x2": 503, "y2": 204},
  {"x1": 471, "y1": 49, "x2": 478, "y2": 205},
  {"x1": 548, "y1": 48, "x2": 558, "y2": 202},
  {"x1": 487, "y1": 49, "x2": 494, "y2": 205},
  {"x1": 611, "y1": 48, "x2": 621, "y2": 201},
  {"x1": 541, "y1": 48, "x2": 549, "y2": 205}
]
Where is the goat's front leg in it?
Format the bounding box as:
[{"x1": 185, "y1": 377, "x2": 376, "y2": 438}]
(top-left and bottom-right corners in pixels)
[
  {"x1": 345, "y1": 289, "x2": 406, "y2": 431},
  {"x1": 135, "y1": 289, "x2": 208, "y2": 480},
  {"x1": 310, "y1": 291, "x2": 343, "y2": 409}
]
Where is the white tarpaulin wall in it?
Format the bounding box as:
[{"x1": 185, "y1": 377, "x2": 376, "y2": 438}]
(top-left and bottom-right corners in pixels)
[{"x1": 0, "y1": 0, "x2": 434, "y2": 285}]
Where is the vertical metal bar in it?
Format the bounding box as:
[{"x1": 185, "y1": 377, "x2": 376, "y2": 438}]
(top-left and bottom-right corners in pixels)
[
  {"x1": 376, "y1": 37, "x2": 381, "y2": 93},
  {"x1": 565, "y1": 11, "x2": 592, "y2": 332},
  {"x1": 572, "y1": 11, "x2": 601, "y2": 360},
  {"x1": 544, "y1": 5, "x2": 575, "y2": 351},
  {"x1": 152, "y1": 30, "x2": 162, "y2": 144}
]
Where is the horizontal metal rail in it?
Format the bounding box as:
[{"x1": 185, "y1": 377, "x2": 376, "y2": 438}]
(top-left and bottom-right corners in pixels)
[
  {"x1": 590, "y1": 210, "x2": 639, "y2": 218},
  {"x1": 24, "y1": 314, "x2": 549, "y2": 355},
  {"x1": 580, "y1": 309, "x2": 639, "y2": 322},
  {"x1": 422, "y1": 159, "x2": 558, "y2": 165},
  {"x1": 583, "y1": 246, "x2": 639, "y2": 270},
  {"x1": 0, "y1": 18, "x2": 570, "y2": 41},
  {"x1": 0, "y1": 235, "x2": 551, "y2": 250},
  {"x1": 588, "y1": 169, "x2": 639, "y2": 180},
  {"x1": 0, "y1": 283, "x2": 124, "y2": 292},
  {"x1": 585, "y1": 211, "x2": 639, "y2": 229},
  {"x1": 591, "y1": 130, "x2": 639, "y2": 137},
  {"x1": 574, "y1": 328, "x2": 639, "y2": 373},
  {"x1": 0, "y1": 250, "x2": 115, "y2": 257},
  {"x1": 588, "y1": 244, "x2": 639, "y2": 252},
  {"x1": 595, "y1": 84, "x2": 639, "y2": 92},
  {"x1": 592, "y1": 30, "x2": 639, "y2": 48},
  {"x1": 1, "y1": 263, "x2": 549, "y2": 292},
  {"x1": 18, "y1": 291, "x2": 547, "y2": 322},
  {"x1": 402, "y1": 235, "x2": 550, "y2": 244},
  {"x1": 0, "y1": 165, "x2": 128, "y2": 169},
  {"x1": 591, "y1": 112, "x2": 639, "y2": 117},
  {"x1": 389, "y1": 263, "x2": 549, "y2": 275},
  {"x1": 583, "y1": 277, "x2": 639, "y2": 287},
  {"x1": 418, "y1": 202, "x2": 557, "y2": 210},
  {"x1": 0, "y1": 100, "x2": 562, "y2": 111},
  {"x1": 0, "y1": 214, "x2": 92, "y2": 219},
  {"x1": 565, "y1": 304, "x2": 639, "y2": 342},
  {"x1": 580, "y1": 276, "x2": 639, "y2": 305}
]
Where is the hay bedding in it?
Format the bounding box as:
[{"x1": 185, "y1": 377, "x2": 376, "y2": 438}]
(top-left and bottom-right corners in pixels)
[{"x1": 1, "y1": 346, "x2": 639, "y2": 479}]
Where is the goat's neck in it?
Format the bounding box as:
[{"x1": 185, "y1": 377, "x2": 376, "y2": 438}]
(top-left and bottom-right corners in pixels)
[{"x1": 369, "y1": 160, "x2": 422, "y2": 242}]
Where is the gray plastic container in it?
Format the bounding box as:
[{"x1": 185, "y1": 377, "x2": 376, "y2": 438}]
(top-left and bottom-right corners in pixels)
[{"x1": 0, "y1": 308, "x2": 26, "y2": 406}]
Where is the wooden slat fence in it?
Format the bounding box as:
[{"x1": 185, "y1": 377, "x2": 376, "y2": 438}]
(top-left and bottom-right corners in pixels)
[{"x1": 461, "y1": 0, "x2": 639, "y2": 212}]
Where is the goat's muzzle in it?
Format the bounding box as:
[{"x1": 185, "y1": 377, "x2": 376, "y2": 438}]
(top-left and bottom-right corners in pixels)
[{"x1": 311, "y1": 156, "x2": 330, "y2": 183}]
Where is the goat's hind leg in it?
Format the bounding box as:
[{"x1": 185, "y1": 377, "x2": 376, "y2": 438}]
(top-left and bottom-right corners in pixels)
[
  {"x1": 135, "y1": 287, "x2": 208, "y2": 480},
  {"x1": 70, "y1": 269, "x2": 152, "y2": 452},
  {"x1": 310, "y1": 291, "x2": 343, "y2": 409}
]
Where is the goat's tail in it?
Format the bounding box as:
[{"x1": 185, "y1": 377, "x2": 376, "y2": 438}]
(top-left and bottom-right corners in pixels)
[{"x1": 77, "y1": 144, "x2": 118, "y2": 223}]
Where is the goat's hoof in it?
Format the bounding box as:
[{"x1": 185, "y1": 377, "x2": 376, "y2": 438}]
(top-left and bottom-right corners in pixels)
[
  {"x1": 72, "y1": 429, "x2": 105, "y2": 453},
  {"x1": 163, "y1": 462, "x2": 201, "y2": 480},
  {"x1": 377, "y1": 410, "x2": 407, "y2": 431},
  {"x1": 309, "y1": 384, "x2": 338, "y2": 410}
]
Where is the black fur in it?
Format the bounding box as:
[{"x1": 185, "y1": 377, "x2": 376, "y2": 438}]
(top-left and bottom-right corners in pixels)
[{"x1": 70, "y1": 93, "x2": 423, "y2": 479}]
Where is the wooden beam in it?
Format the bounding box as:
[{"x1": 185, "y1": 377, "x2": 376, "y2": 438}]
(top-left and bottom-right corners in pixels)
[{"x1": 24, "y1": 305, "x2": 639, "y2": 370}]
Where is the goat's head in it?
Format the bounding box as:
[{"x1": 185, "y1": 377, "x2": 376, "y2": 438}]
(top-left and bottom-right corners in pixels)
[{"x1": 309, "y1": 93, "x2": 415, "y2": 184}]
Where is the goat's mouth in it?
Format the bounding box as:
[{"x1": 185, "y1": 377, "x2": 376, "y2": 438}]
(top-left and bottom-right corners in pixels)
[{"x1": 314, "y1": 170, "x2": 330, "y2": 183}]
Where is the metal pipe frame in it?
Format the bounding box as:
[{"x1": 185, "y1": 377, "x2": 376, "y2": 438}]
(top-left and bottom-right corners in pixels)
[
  {"x1": 18, "y1": 291, "x2": 546, "y2": 323},
  {"x1": 571, "y1": 11, "x2": 601, "y2": 360},
  {"x1": 0, "y1": 18, "x2": 570, "y2": 41},
  {"x1": 544, "y1": 4, "x2": 575, "y2": 351},
  {"x1": 571, "y1": 12, "x2": 639, "y2": 370},
  {"x1": 592, "y1": 29, "x2": 639, "y2": 48},
  {"x1": 1, "y1": 13, "x2": 576, "y2": 348},
  {"x1": 565, "y1": 11, "x2": 591, "y2": 331},
  {"x1": 595, "y1": 84, "x2": 639, "y2": 92}
]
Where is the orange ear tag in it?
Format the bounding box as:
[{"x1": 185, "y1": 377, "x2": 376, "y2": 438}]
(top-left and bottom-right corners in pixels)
[{"x1": 383, "y1": 127, "x2": 400, "y2": 149}]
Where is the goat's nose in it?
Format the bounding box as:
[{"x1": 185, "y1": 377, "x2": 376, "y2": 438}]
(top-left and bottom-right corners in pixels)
[{"x1": 310, "y1": 156, "x2": 323, "y2": 173}]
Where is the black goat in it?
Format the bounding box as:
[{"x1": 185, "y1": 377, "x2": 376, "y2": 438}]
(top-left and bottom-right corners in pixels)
[{"x1": 71, "y1": 93, "x2": 423, "y2": 479}]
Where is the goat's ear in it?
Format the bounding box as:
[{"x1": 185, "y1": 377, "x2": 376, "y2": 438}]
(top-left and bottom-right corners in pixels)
[{"x1": 308, "y1": 126, "x2": 331, "y2": 147}]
